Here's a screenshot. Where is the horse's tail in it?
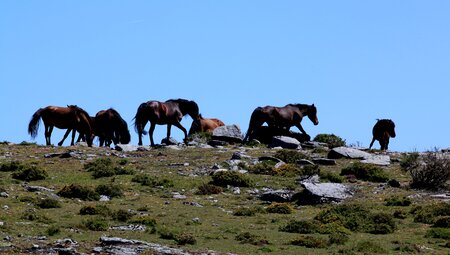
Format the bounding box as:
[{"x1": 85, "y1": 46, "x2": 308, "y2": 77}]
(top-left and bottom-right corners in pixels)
[
  {"x1": 28, "y1": 108, "x2": 43, "y2": 139},
  {"x1": 243, "y1": 107, "x2": 263, "y2": 142},
  {"x1": 133, "y1": 103, "x2": 148, "y2": 135},
  {"x1": 112, "y1": 108, "x2": 131, "y2": 143}
]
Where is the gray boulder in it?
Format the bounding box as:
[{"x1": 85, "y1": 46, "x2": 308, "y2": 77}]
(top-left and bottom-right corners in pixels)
[
  {"x1": 312, "y1": 158, "x2": 337, "y2": 165},
  {"x1": 115, "y1": 144, "x2": 148, "y2": 152},
  {"x1": 296, "y1": 181, "x2": 354, "y2": 205},
  {"x1": 260, "y1": 189, "x2": 296, "y2": 202},
  {"x1": 212, "y1": 125, "x2": 243, "y2": 143},
  {"x1": 269, "y1": 136, "x2": 301, "y2": 149},
  {"x1": 328, "y1": 147, "x2": 371, "y2": 159}
]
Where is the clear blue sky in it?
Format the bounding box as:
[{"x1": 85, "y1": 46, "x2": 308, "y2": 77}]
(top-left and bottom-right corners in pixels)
[{"x1": 1, "y1": 1, "x2": 449, "y2": 152}]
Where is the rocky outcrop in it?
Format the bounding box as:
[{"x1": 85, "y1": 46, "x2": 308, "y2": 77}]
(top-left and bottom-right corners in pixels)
[
  {"x1": 269, "y1": 136, "x2": 302, "y2": 149},
  {"x1": 212, "y1": 125, "x2": 244, "y2": 143}
]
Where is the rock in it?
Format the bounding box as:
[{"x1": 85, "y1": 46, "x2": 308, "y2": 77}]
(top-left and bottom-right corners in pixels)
[
  {"x1": 297, "y1": 159, "x2": 315, "y2": 165},
  {"x1": 182, "y1": 201, "x2": 203, "y2": 207},
  {"x1": 99, "y1": 236, "x2": 193, "y2": 255},
  {"x1": 258, "y1": 156, "x2": 283, "y2": 163},
  {"x1": 260, "y1": 189, "x2": 296, "y2": 202},
  {"x1": 231, "y1": 151, "x2": 244, "y2": 160},
  {"x1": 248, "y1": 126, "x2": 310, "y2": 144},
  {"x1": 301, "y1": 141, "x2": 329, "y2": 149},
  {"x1": 269, "y1": 136, "x2": 301, "y2": 149},
  {"x1": 296, "y1": 181, "x2": 354, "y2": 205},
  {"x1": 99, "y1": 195, "x2": 110, "y2": 202},
  {"x1": 212, "y1": 125, "x2": 244, "y2": 143},
  {"x1": 24, "y1": 185, "x2": 55, "y2": 193},
  {"x1": 115, "y1": 144, "x2": 142, "y2": 152},
  {"x1": 173, "y1": 193, "x2": 187, "y2": 200},
  {"x1": 361, "y1": 155, "x2": 391, "y2": 166},
  {"x1": 109, "y1": 225, "x2": 146, "y2": 232},
  {"x1": 161, "y1": 137, "x2": 179, "y2": 145},
  {"x1": 232, "y1": 187, "x2": 241, "y2": 195},
  {"x1": 0, "y1": 192, "x2": 8, "y2": 198},
  {"x1": 312, "y1": 158, "x2": 336, "y2": 165},
  {"x1": 208, "y1": 140, "x2": 228, "y2": 147},
  {"x1": 328, "y1": 147, "x2": 372, "y2": 159}
]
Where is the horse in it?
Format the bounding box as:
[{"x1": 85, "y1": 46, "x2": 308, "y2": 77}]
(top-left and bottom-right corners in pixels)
[
  {"x1": 369, "y1": 119, "x2": 396, "y2": 150},
  {"x1": 94, "y1": 108, "x2": 131, "y2": 147},
  {"x1": 134, "y1": 99, "x2": 199, "y2": 146},
  {"x1": 188, "y1": 114, "x2": 225, "y2": 135},
  {"x1": 243, "y1": 103, "x2": 318, "y2": 142},
  {"x1": 28, "y1": 105, "x2": 94, "y2": 147}
]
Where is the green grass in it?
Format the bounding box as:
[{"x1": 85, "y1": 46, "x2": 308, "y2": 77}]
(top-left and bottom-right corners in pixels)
[{"x1": 0, "y1": 143, "x2": 448, "y2": 254}]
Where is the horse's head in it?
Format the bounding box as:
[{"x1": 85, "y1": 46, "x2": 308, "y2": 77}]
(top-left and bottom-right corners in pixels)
[
  {"x1": 188, "y1": 114, "x2": 202, "y2": 135},
  {"x1": 387, "y1": 119, "x2": 396, "y2": 138},
  {"x1": 307, "y1": 104, "x2": 319, "y2": 125},
  {"x1": 184, "y1": 100, "x2": 200, "y2": 120}
]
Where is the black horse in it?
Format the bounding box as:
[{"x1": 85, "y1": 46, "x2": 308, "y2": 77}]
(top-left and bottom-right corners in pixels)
[
  {"x1": 369, "y1": 119, "x2": 396, "y2": 150},
  {"x1": 134, "y1": 99, "x2": 199, "y2": 146},
  {"x1": 94, "y1": 108, "x2": 131, "y2": 147},
  {"x1": 243, "y1": 103, "x2": 319, "y2": 142}
]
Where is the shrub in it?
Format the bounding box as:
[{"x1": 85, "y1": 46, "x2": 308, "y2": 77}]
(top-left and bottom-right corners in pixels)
[
  {"x1": 248, "y1": 161, "x2": 276, "y2": 175},
  {"x1": 129, "y1": 216, "x2": 157, "y2": 227},
  {"x1": 280, "y1": 220, "x2": 320, "y2": 234},
  {"x1": 425, "y1": 228, "x2": 450, "y2": 239},
  {"x1": 385, "y1": 196, "x2": 412, "y2": 207},
  {"x1": 0, "y1": 161, "x2": 26, "y2": 172},
  {"x1": 113, "y1": 209, "x2": 134, "y2": 222},
  {"x1": 369, "y1": 213, "x2": 396, "y2": 234},
  {"x1": 266, "y1": 203, "x2": 294, "y2": 214},
  {"x1": 46, "y1": 225, "x2": 60, "y2": 236},
  {"x1": 233, "y1": 206, "x2": 264, "y2": 216},
  {"x1": 132, "y1": 174, "x2": 174, "y2": 187},
  {"x1": 196, "y1": 183, "x2": 223, "y2": 195},
  {"x1": 290, "y1": 235, "x2": 328, "y2": 248},
  {"x1": 354, "y1": 240, "x2": 385, "y2": 253},
  {"x1": 57, "y1": 184, "x2": 100, "y2": 201},
  {"x1": 95, "y1": 184, "x2": 123, "y2": 198},
  {"x1": 175, "y1": 232, "x2": 197, "y2": 245},
  {"x1": 272, "y1": 163, "x2": 303, "y2": 177},
  {"x1": 158, "y1": 228, "x2": 178, "y2": 240},
  {"x1": 328, "y1": 232, "x2": 349, "y2": 245},
  {"x1": 11, "y1": 165, "x2": 47, "y2": 181},
  {"x1": 211, "y1": 171, "x2": 252, "y2": 187},
  {"x1": 409, "y1": 151, "x2": 450, "y2": 190},
  {"x1": 313, "y1": 134, "x2": 346, "y2": 148},
  {"x1": 393, "y1": 210, "x2": 408, "y2": 219},
  {"x1": 274, "y1": 149, "x2": 311, "y2": 163},
  {"x1": 83, "y1": 217, "x2": 108, "y2": 231},
  {"x1": 433, "y1": 216, "x2": 450, "y2": 228},
  {"x1": 37, "y1": 198, "x2": 61, "y2": 209},
  {"x1": 85, "y1": 158, "x2": 134, "y2": 178},
  {"x1": 341, "y1": 163, "x2": 389, "y2": 182},
  {"x1": 399, "y1": 152, "x2": 420, "y2": 171},
  {"x1": 79, "y1": 204, "x2": 112, "y2": 216},
  {"x1": 235, "y1": 232, "x2": 269, "y2": 245},
  {"x1": 412, "y1": 203, "x2": 450, "y2": 224},
  {"x1": 319, "y1": 171, "x2": 344, "y2": 183}
]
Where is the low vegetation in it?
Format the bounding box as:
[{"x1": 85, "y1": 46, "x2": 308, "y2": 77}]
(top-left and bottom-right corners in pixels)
[{"x1": 313, "y1": 133, "x2": 346, "y2": 148}]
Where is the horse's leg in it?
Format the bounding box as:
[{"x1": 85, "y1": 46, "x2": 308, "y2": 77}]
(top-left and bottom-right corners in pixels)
[
  {"x1": 149, "y1": 123, "x2": 156, "y2": 146},
  {"x1": 70, "y1": 129, "x2": 76, "y2": 146},
  {"x1": 369, "y1": 137, "x2": 376, "y2": 149},
  {"x1": 58, "y1": 128, "x2": 72, "y2": 146},
  {"x1": 294, "y1": 123, "x2": 307, "y2": 135},
  {"x1": 166, "y1": 124, "x2": 172, "y2": 143},
  {"x1": 45, "y1": 125, "x2": 52, "y2": 146},
  {"x1": 173, "y1": 122, "x2": 188, "y2": 144}
]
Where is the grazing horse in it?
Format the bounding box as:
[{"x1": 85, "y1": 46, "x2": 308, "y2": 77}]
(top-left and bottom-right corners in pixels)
[
  {"x1": 28, "y1": 105, "x2": 94, "y2": 147},
  {"x1": 134, "y1": 99, "x2": 199, "y2": 146},
  {"x1": 369, "y1": 119, "x2": 396, "y2": 150},
  {"x1": 95, "y1": 108, "x2": 131, "y2": 147},
  {"x1": 243, "y1": 103, "x2": 319, "y2": 142},
  {"x1": 188, "y1": 114, "x2": 225, "y2": 135}
]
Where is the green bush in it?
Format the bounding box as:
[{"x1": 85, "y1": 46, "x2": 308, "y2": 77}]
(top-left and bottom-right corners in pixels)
[
  {"x1": 233, "y1": 206, "x2": 264, "y2": 216},
  {"x1": 79, "y1": 204, "x2": 112, "y2": 216},
  {"x1": 385, "y1": 196, "x2": 412, "y2": 207},
  {"x1": 57, "y1": 184, "x2": 100, "y2": 201},
  {"x1": 411, "y1": 203, "x2": 450, "y2": 224},
  {"x1": 175, "y1": 232, "x2": 197, "y2": 245},
  {"x1": 290, "y1": 235, "x2": 328, "y2": 248},
  {"x1": 393, "y1": 210, "x2": 408, "y2": 219},
  {"x1": 196, "y1": 183, "x2": 223, "y2": 195},
  {"x1": 341, "y1": 163, "x2": 389, "y2": 182},
  {"x1": 409, "y1": 151, "x2": 450, "y2": 190},
  {"x1": 354, "y1": 240, "x2": 386, "y2": 253},
  {"x1": 319, "y1": 171, "x2": 344, "y2": 183},
  {"x1": 274, "y1": 149, "x2": 311, "y2": 163},
  {"x1": 248, "y1": 161, "x2": 276, "y2": 175},
  {"x1": 128, "y1": 216, "x2": 157, "y2": 227},
  {"x1": 85, "y1": 158, "x2": 134, "y2": 178},
  {"x1": 83, "y1": 217, "x2": 109, "y2": 231},
  {"x1": 37, "y1": 198, "x2": 61, "y2": 209},
  {"x1": 235, "y1": 232, "x2": 269, "y2": 245},
  {"x1": 328, "y1": 232, "x2": 349, "y2": 245},
  {"x1": 272, "y1": 163, "x2": 303, "y2": 177},
  {"x1": 95, "y1": 184, "x2": 123, "y2": 198},
  {"x1": 11, "y1": 165, "x2": 47, "y2": 181},
  {"x1": 369, "y1": 213, "x2": 396, "y2": 234},
  {"x1": 0, "y1": 161, "x2": 26, "y2": 172},
  {"x1": 313, "y1": 134, "x2": 346, "y2": 148},
  {"x1": 425, "y1": 228, "x2": 450, "y2": 239},
  {"x1": 266, "y1": 203, "x2": 294, "y2": 214},
  {"x1": 46, "y1": 225, "x2": 60, "y2": 236},
  {"x1": 132, "y1": 174, "x2": 174, "y2": 187},
  {"x1": 280, "y1": 220, "x2": 320, "y2": 234},
  {"x1": 211, "y1": 171, "x2": 252, "y2": 187},
  {"x1": 399, "y1": 152, "x2": 420, "y2": 171},
  {"x1": 433, "y1": 216, "x2": 450, "y2": 228},
  {"x1": 113, "y1": 209, "x2": 134, "y2": 222}
]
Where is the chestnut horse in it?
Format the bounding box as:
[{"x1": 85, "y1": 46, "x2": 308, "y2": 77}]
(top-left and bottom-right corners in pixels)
[
  {"x1": 369, "y1": 119, "x2": 396, "y2": 150},
  {"x1": 134, "y1": 99, "x2": 199, "y2": 146},
  {"x1": 28, "y1": 105, "x2": 94, "y2": 147},
  {"x1": 95, "y1": 108, "x2": 131, "y2": 147},
  {"x1": 243, "y1": 103, "x2": 319, "y2": 142},
  {"x1": 188, "y1": 114, "x2": 225, "y2": 135}
]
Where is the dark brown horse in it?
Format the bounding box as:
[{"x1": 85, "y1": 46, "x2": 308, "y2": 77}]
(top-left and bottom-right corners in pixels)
[
  {"x1": 94, "y1": 108, "x2": 131, "y2": 147},
  {"x1": 243, "y1": 103, "x2": 319, "y2": 142},
  {"x1": 188, "y1": 114, "x2": 225, "y2": 135},
  {"x1": 134, "y1": 99, "x2": 199, "y2": 146},
  {"x1": 369, "y1": 119, "x2": 396, "y2": 150},
  {"x1": 28, "y1": 105, "x2": 94, "y2": 147}
]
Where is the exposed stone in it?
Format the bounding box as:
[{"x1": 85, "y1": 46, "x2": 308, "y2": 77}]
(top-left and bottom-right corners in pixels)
[
  {"x1": 99, "y1": 236, "x2": 192, "y2": 255},
  {"x1": 328, "y1": 147, "x2": 372, "y2": 159},
  {"x1": 212, "y1": 125, "x2": 243, "y2": 143},
  {"x1": 260, "y1": 189, "x2": 296, "y2": 202},
  {"x1": 0, "y1": 192, "x2": 9, "y2": 198},
  {"x1": 115, "y1": 144, "x2": 143, "y2": 152},
  {"x1": 109, "y1": 225, "x2": 146, "y2": 232},
  {"x1": 297, "y1": 159, "x2": 315, "y2": 165},
  {"x1": 24, "y1": 185, "x2": 55, "y2": 193},
  {"x1": 208, "y1": 140, "x2": 228, "y2": 147},
  {"x1": 360, "y1": 155, "x2": 391, "y2": 166},
  {"x1": 312, "y1": 158, "x2": 336, "y2": 165},
  {"x1": 258, "y1": 156, "x2": 283, "y2": 163},
  {"x1": 161, "y1": 137, "x2": 179, "y2": 145},
  {"x1": 296, "y1": 181, "x2": 354, "y2": 205},
  {"x1": 269, "y1": 136, "x2": 301, "y2": 149},
  {"x1": 248, "y1": 126, "x2": 310, "y2": 144}
]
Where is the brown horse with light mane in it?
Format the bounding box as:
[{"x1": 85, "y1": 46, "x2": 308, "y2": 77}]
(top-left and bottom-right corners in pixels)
[
  {"x1": 188, "y1": 114, "x2": 225, "y2": 135},
  {"x1": 134, "y1": 99, "x2": 199, "y2": 146},
  {"x1": 28, "y1": 105, "x2": 94, "y2": 147},
  {"x1": 369, "y1": 119, "x2": 396, "y2": 150},
  {"x1": 243, "y1": 103, "x2": 318, "y2": 142}
]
